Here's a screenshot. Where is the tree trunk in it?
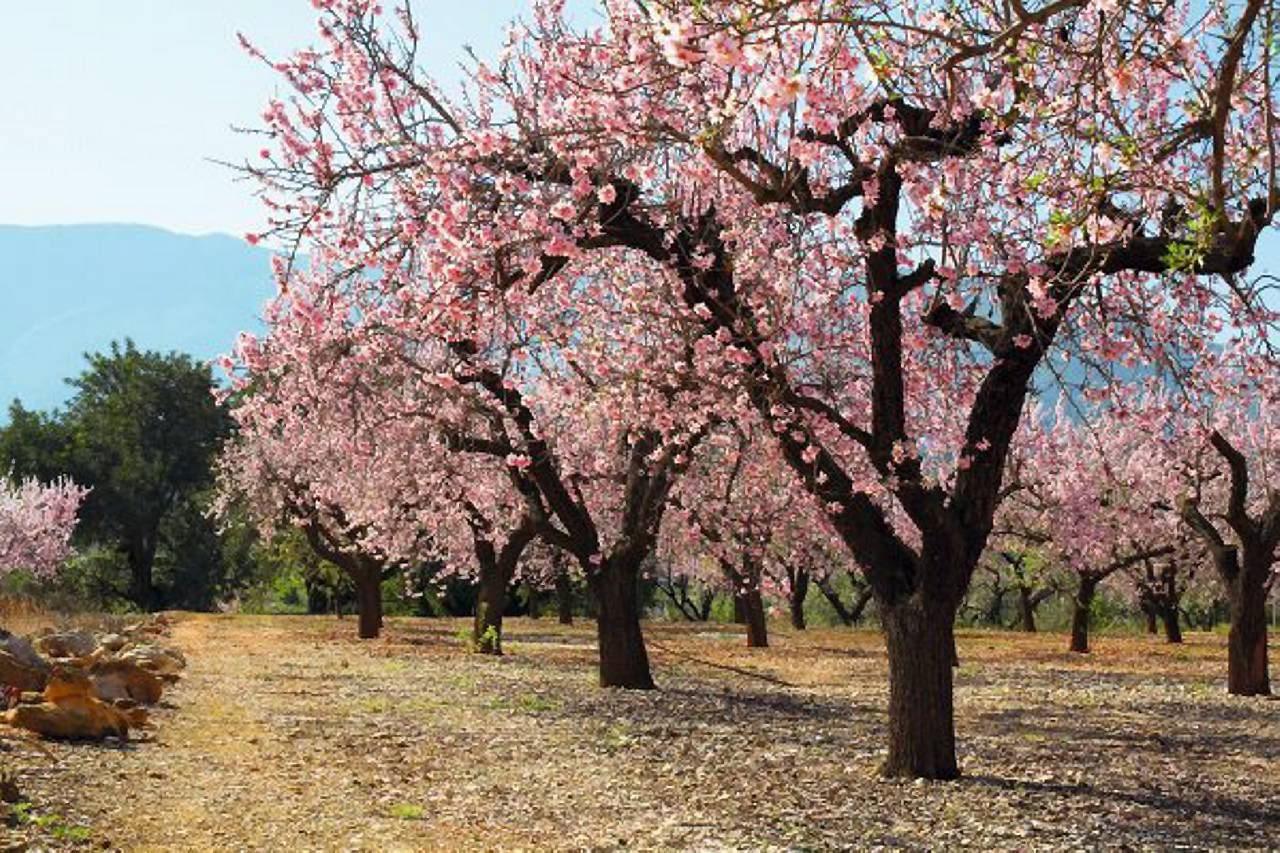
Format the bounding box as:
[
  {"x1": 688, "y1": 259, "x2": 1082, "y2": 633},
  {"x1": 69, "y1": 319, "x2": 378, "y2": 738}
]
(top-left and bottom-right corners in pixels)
[
  {"x1": 1017, "y1": 586, "x2": 1036, "y2": 633},
  {"x1": 733, "y1": 594, "x2": 748, "y2": 624},
  {"x1": 127, "y1": 537, "x2": 159, "y2": 612},
  {"x1": 355, "y1": 569, "x2": 382, "y2": 640},
  {"x1": 1226, "y1": 580, "x2": 1270, "y2": 696},
  {"x1": 1144, "y1": 607, "x2": 1157, "y2": 635},
  {"x1": 473, "y1": 559, "x2": 507, "y2": 655},
  {"x1": 819, "y1": 579, "x2": 853, "y2": 626},
  {"x1": 789, "y1": 570, "x2": 809, "y2": 630},
  {"x1": 881, "y1": 599, "x2": 959, "y2": 780},
  {"x1": 738, "y1": 589, "x2": 768, "y2": 648},
  {"x1": 1160, "y1": 603, "x2": 1183, "y2": 644},
  {"x1": 593, "y1": 558, "x2": 654, "y2": 689},
  {"x1": 1069, "y1": 577, "x2": 1097, "y2": 654},
  {"x1": 556, "y1": 569, "x2": 574, "y2": 625}
]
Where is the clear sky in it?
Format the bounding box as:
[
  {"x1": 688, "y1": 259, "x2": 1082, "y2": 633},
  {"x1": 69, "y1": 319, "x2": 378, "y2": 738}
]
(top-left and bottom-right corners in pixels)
[
  {"x1": 0, "y1": 2, "x2": 1276, "y2": 269},
  {"x1": 0, "y1": 1, "x2": 559, "y2": 237}
]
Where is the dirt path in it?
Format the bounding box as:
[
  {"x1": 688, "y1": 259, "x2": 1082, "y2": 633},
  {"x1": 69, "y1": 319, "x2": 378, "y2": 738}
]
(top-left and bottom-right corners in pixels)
[{"x1": 7, "y1": 614, "x2": 1280, "y2": 851}]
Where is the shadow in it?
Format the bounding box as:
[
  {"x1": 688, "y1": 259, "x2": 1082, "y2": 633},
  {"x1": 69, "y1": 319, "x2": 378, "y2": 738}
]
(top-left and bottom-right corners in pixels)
[
  {"x1": 973, "y1": 702, "x2": 1280, "y2": 758},
  {"x1": 965, "y1": 774, "x2": 1280, "y2": 829}
]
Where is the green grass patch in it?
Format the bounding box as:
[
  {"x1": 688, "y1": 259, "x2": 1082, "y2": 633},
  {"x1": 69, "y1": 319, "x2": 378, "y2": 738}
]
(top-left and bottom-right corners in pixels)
[{"x1": 388, "y1": 803, "x2": 425, "y2": 820}]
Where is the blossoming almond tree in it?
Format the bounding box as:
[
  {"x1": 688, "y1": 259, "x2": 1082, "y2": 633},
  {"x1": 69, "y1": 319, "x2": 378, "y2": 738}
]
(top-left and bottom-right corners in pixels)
[
  {"x1": 998, "y1": 411, "x2": 1181, "y2": 652},
  {"x1": 1127, "y1": 532, "x2": 1201, "y2": 643},
  {"x1": 1171, "y1": 363, "x2": 1279, "y2": 695},
  {"x1": 221, "y1": 252, "x2": 718, "y2": 680},
  {"x1": 0, "y1": 474, "x2": 86, "y2": 579},
  {"x1": 242, "y1": 0, "x2": 1279, "y2": 778}
]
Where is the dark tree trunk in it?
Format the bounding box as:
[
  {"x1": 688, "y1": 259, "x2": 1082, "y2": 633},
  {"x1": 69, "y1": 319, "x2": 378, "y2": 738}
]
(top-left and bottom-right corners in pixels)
[
  {"x1": 819, "y1": 579, "x2": 853, "y2": 626},
  {"x1": 1069, "y1": 576, "x2": 1098, "y2": 654},
  {"x1": 593, "y1": 558, "x2": 654, "y2": 689},
  {"x1": 1017, "y1": 586, "x2": 1036, "y2": 633},
  {"x1": 738, "y1": 589, "x2": 768, "y2": 648},
  {"x1": 1144, "y1": 606, "x2": 1157, "y2": 635},
  {"x1": 789, "y1": 570, "x2": 810, "y2": 630},
  {"x1": 473, "y1": 558, "x2": 507, "y2": 654},
  {"x1": 127, "y1": 537, "x2": 159, "y2": 612},
  {"x1": 355, "y1": 568, "x2": 383, "y2": 640},
  {"x1": 733, "y1": 594, "x2": 747, "y2": 624},
  {"x1": 556, "y1": 569, "x2": 574, "y2": 625},
  {"x1": 818, "y1": 578, "x2": 873, "y2": 627},
  {"x1": 1226, "y1": 579, "x2": 1270, "y2": 695},
  {"x1": 1160, "y1": 604, "x2": 1183, "y2": 644},
  {"x1": 881, "y1": 600, "x2": 959, "y2": 780},
  {"x1": 698, "y1": 589, "x2": 714, "y2": 621}
]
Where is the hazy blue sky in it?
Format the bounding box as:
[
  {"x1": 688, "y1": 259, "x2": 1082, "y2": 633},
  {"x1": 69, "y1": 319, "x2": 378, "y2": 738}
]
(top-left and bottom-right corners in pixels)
[{"x1": 0, "y1": 2, "x2": 561, "y2": 237}]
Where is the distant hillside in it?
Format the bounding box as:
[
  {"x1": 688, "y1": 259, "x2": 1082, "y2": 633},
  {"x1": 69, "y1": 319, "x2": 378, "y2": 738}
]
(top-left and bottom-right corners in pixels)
[{"x1": 0, "y1": 224, "x2": 274, "y2": 415}]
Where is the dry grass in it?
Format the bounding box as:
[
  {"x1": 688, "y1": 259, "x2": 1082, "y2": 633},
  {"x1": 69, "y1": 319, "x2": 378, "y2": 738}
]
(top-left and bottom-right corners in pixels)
[
  {"x1": 0, "y1": 594, "x2": 131, "y2": 638},
  {"x1": 3, "y1": 614, "x2": 1277, "y2": 851}
]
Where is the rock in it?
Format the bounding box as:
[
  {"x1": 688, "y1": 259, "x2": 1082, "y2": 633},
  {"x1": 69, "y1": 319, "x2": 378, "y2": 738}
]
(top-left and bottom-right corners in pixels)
[
  {"x1": 117, "y1": 644, "x2": 186, "y2": 678},
  {"x1": 97, "y1": 633, "x2": 128, "y2": 652},
  {"x1": 3, "y1": 668, "x2": 130, "y2": 740},
  {"x1": 33, "y1": 630, "x2": 96, "y2": 660},
  {"x1": 0, "y1": 632, "x2": 46, "y2": 670},
  {"x1": 109, "y1": 698, "x2": 148, "y2": 729},
  {"x1": 4, "y1": 700, "x2": 129, "y2": 740},
  {"x1": 90, "y1": 658, "x2": 163, "y2": 705},
  {"x1": 0, "y1": 632, "x2": 49, "y2": 692},
  {"x1": 0, "y1": 652, "x2": 48, "y2": 693},
  {"x1": 42, "y1": 667, "x2": 94, "y2": 703}
]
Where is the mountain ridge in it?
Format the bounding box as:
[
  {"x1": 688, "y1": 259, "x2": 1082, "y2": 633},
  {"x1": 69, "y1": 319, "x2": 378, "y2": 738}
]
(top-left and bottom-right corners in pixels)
[{"x1": 0, "y1": 223, "x2": 274, "y2": 415}]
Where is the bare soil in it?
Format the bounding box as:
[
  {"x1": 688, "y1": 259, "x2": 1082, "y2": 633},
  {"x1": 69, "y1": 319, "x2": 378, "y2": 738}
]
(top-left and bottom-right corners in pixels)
[{"x1": 2, "y1": 614, "x2": 1277, "y2": 851}]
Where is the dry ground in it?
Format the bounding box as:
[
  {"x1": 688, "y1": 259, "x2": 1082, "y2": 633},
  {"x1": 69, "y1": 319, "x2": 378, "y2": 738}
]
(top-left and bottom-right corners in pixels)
[{"x1": 2, "y1": 613, "x2": 1278, "y2": 851}]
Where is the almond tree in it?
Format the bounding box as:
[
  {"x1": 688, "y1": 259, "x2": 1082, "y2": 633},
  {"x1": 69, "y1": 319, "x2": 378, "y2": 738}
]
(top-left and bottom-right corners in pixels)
[
  {"x1": 0, "y1": 473, "x2": 86, "y2": 578},
  {"x1": 998, "y1": 410, "x2": 1179, "y2": 652},
  {"x1": 1128, "y1": 537, "x2": 1200, "y2": 643},
  {"x1": 241, "y1": 0, "x2": 1279, "y2": 778},
  {"x1": 1174, "y1": 368, "x2": 1278, "y2": 695}
]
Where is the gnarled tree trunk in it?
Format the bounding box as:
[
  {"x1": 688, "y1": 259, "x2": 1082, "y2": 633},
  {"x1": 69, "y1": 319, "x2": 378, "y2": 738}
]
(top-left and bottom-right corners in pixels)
[
  {"x1": 354, "y1": 565, "x2": 383, "y2": 640},
  {"x1": 1069, "y1": 576, "x2": 1098, "y2": 654},
  {"x1": 1142, "y1": 602, "x2": 1158, "y2": 635},
  {"x1": 473, "y1": 556, "x2": 506, "y2": 654},
  {"x1": 789, "y1": 568, "x2": 810, "y2": 630},
  {"x1": 1017, "y1": 586, "x2": 1036, "y2": 633},
  {"x1": 1226, "y1": 574, "x2": 1270, "y2": 695},
  {"x1": 738, "y1": 589, "x2": 768, "y2": 648},
  {"x1": 593, "y1": 557, "x2": 654, "y2": 689},
  {"x1": 881, "y1": 599, "x2": 959, "y2": 780},
  {"x1": 1160, "y1": 603, "x2": 1183, "y2": 644},
  {"x1": 556, "y1": 568, "x2": 574, "y2": 625}
]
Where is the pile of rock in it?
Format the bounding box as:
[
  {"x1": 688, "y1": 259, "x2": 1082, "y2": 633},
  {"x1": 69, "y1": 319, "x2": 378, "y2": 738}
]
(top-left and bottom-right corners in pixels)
[{"x1": 0, "y1": 615, "x2": 186, "y2": 741}]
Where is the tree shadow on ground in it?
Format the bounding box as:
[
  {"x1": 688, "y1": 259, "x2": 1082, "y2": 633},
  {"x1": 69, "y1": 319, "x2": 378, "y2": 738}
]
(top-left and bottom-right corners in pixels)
[
  {"x1": 972, "y1": 704, "x2": 1280, "y2": 757},
  {"x1": 964, "y1": 774, "x2": 1280, "y2": 833}
]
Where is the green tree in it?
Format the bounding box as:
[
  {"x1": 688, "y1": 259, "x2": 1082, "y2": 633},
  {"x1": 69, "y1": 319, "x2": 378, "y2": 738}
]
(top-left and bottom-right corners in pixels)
[{"x1": 3, "y1": 341, "x2": 233, "y2": 610}]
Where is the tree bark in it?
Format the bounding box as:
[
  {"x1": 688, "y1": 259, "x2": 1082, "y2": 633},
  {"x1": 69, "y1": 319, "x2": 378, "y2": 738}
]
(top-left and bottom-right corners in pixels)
[
  {"x1": 789, "y1": 569, "x2": 809, "y2": 630},
  {"x1": 1069, "y1": 576, "x2": 1098, "y2": 654},
  {"x1": 556, "y1": 569, "x2": 574, "y2": 625},
  {"x1": 127, "y1": 536, "x2": 159, "y2": 612},
  {"x1": 473, "y1": 558, "x2": 506, "y2": 654},
  {"x1": 355, "y1": 567, "x2": 383, "y2": 640},
  {"x1": 1160, "y1": 603, "x2": 1183, "y2": 644},
  {"x1": 1226, "y1": 579, "x2": 1270, "y2": 695},
  {"x1": 1143, "y1": 605, "x2": 1158, "y2": 635},
  {"x1": 881, "y1": 600, "x2": 959, "y2": 780},
  {"x1": 592, "y1": 558, "x2": 654, "y2": 689},
  {"x1": 738, "y1": 589, "x2": 769, "y2": 648},
  {"x1": 1017, "y1": 586, "x2": 1036, "y2": 633}
]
